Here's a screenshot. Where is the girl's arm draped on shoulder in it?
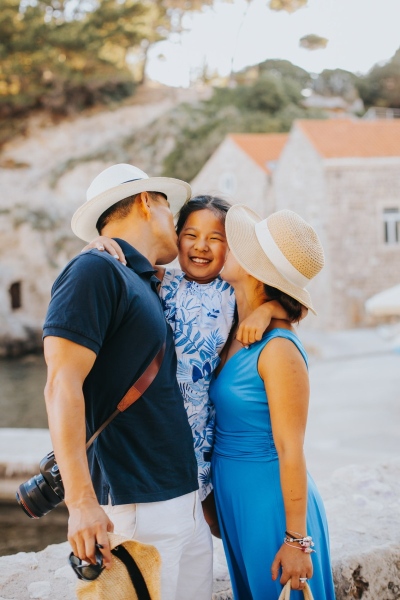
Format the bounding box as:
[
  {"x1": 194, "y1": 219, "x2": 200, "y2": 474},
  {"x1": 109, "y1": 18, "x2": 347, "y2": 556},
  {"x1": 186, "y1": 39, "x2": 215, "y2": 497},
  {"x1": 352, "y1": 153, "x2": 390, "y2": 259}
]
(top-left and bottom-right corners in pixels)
[
  {"x1": 82, "y1": 236, "x2": 166, "y2": 280},
  {"x1": 236, "y1": 300, "x2": 289, "y2": 346},
  {"x1": 258, "y1": 337, "x2": 313, "y2": 589},
  {"x1": 82, "y1": 236, "x2": 127, "y2": 264}
]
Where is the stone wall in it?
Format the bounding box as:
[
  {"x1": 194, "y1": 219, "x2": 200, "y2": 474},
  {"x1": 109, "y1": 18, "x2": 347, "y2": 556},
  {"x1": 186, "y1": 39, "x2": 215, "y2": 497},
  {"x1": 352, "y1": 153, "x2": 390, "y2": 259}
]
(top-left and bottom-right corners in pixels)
[
  {"x1": 274, "y1": 125, "x2": 400, "y2": 331},
  {"x1": 274, "y1": 124, "x2": 332, "y2": 330},
  {"x1": 1, "y1": 460, "x2": 399, "y2": 599},
  {"x1": 324, "y1": 158, "x2": 400, "y2": 329},
  {"x1": 191, "y1": 137, "x2": 272, "y2": 217}
]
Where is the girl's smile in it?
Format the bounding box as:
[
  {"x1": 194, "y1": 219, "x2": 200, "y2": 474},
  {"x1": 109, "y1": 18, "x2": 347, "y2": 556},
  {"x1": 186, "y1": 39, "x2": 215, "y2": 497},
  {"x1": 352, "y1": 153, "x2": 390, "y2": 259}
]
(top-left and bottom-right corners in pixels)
[{"x1": 178, "y1": 209, "x2": 228, "y2": 284}]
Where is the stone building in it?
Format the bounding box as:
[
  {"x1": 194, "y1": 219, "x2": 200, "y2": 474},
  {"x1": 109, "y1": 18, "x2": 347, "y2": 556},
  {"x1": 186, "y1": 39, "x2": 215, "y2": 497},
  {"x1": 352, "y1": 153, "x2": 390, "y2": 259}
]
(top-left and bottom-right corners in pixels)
[
  {"x1": 191, "y1": 122, "x2": 400, "y2": 330},
  {"x1": 190, "y1": 133, "x2": 288, "y2": 217},
  {"x1": 274, "y1": 118, "x2": 400, "y2": 330}
]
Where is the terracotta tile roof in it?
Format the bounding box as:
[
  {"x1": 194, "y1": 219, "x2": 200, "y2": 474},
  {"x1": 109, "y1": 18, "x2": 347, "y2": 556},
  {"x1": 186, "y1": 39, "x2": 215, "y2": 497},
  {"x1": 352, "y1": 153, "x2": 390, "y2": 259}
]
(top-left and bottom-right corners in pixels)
[
  {"x1": 229, "y1": 133, "x2": 288, "y2": 173},
  {"x1": 297, "y1": 119, "x2": 400, "y2": 158}
]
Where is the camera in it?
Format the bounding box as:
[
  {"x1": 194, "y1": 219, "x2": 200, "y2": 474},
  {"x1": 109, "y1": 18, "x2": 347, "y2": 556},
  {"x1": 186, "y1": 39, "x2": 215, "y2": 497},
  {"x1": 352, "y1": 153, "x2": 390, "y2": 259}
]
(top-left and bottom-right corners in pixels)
[{"x1": 16, "y1": 451, "x2": 64, "y2": 518}]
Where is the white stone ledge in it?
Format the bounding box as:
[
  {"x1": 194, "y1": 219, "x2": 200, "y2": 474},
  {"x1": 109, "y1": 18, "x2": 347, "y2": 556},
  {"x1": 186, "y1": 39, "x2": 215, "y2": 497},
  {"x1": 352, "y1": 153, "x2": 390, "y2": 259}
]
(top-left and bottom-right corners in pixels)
[
  {"x1": 0, "y1": 540, "x2": 399, "y2": 599},
  {"x1": 1, "y1": 455, "x2": 399, "y2": 599},
  {"x1": 0, "y1": 429, "x2": 51, "y2": 480}
]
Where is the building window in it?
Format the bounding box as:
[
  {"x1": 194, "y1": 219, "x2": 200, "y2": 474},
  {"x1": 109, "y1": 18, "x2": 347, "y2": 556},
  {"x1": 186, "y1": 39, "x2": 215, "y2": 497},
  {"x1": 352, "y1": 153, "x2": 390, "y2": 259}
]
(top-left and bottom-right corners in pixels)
[
  {"x1": 219, "y1": 172, "x2": 237, "y2": 195},
  {"x1": 9, "y1": 281, "x2": 22, "y2": 310},
  {"x1": 383, "y1": 208, "x2": 400, "y2": 244}
]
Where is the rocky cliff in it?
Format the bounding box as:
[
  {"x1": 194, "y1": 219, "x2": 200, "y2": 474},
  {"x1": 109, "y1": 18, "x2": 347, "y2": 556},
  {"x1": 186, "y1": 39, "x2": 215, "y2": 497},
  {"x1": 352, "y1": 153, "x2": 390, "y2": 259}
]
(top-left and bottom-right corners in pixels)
[{"x1": 0, "y1": 85, "x2": 209, "y2": 356}]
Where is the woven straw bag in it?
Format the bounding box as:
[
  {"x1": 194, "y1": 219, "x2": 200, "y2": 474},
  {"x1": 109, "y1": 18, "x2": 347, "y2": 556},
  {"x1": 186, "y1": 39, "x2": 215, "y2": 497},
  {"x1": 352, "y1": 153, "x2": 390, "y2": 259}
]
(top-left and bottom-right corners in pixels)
[
  {"x1": 278, "y1": 580, "x2": 315, "y2": 600},
  {"x1": 76, "y1": 532, "x2": 161, "y2": 600}
]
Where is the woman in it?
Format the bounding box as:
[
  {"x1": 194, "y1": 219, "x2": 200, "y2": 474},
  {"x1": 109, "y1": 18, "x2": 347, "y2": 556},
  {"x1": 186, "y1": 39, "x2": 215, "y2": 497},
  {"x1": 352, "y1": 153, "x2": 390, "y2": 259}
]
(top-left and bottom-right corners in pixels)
[{"x1": 210, "y1": 206, "x2": 336, "y2": 599}]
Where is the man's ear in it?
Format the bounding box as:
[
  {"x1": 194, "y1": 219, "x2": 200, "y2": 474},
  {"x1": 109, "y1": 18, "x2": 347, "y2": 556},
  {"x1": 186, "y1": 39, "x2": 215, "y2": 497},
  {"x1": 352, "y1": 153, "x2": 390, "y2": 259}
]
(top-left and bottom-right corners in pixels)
[{"x1": 136, "y1": 191, "x2": 152, "y2": 221}]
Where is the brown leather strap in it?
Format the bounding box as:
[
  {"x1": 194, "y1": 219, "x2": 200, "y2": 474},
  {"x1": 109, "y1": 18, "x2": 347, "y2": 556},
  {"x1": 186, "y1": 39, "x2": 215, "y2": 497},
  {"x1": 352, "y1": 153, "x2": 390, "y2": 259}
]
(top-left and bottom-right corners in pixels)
[
  {"x1": 85, "y1": 341, "x2": 166, "y2": 450},
  {"x1": 117, "y1": 341, "x2": 165, "y2": 411},
  {"x1": 86, "y1": 409, "x2": 120, "y2": 450}
]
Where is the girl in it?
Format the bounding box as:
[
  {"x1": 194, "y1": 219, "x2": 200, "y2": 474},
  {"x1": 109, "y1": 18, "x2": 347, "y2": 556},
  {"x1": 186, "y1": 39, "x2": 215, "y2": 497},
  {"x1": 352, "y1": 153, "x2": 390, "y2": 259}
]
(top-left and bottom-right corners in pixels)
[{"x1": 84, "y1": 196, "x2": 287, "y2": 528}]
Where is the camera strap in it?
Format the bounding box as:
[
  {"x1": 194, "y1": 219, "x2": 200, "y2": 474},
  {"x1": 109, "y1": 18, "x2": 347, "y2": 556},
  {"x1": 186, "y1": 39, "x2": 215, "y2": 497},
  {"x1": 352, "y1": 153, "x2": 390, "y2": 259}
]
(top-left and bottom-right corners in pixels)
[{"x1": 85, "y1": 340, "x2": 166, "y2": 450}]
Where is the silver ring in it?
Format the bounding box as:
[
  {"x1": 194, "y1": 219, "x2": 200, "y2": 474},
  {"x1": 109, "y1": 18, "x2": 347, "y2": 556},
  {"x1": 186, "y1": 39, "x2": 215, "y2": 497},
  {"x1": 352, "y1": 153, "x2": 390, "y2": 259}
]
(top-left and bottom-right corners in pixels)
[{"x1": 299, "y1": 578, "x2": 307, "y2": 583}]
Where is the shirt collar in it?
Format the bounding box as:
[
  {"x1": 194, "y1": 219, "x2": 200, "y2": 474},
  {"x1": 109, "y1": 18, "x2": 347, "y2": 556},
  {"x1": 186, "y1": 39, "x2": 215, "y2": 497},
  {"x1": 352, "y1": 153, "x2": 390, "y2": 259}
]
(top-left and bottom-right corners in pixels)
[{"x1": 113, "y1": 238, "x2": 157, "y2": 276}]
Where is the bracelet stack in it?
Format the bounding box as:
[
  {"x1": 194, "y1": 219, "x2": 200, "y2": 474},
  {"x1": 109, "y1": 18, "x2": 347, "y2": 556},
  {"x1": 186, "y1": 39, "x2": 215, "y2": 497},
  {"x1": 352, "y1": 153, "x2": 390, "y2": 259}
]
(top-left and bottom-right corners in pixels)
[{"x1": 284, "y1": 530, "x2": 316, "y2": 554}]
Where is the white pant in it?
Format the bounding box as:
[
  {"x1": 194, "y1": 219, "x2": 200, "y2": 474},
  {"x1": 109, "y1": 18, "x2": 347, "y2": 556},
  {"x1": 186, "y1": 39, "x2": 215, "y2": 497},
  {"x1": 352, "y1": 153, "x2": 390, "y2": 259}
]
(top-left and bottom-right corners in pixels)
[{"x1": 103, "y1": 491, "x2": 213, "y2": 600}]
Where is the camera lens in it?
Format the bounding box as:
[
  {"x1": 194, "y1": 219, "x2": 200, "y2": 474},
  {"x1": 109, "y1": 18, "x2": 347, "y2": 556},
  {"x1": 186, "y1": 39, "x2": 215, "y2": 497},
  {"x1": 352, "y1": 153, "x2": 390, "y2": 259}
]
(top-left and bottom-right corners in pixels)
[{"x1": 16, "y1": 473, "x2": 63, "y2": 519}]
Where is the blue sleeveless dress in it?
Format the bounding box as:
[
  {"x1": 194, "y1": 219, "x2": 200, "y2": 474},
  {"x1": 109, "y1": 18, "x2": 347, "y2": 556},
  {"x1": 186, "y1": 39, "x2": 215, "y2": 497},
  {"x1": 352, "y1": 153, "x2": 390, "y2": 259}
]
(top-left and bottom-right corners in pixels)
[{"x1": 210, "y1": 329, "x2": 336, "y2": 600}]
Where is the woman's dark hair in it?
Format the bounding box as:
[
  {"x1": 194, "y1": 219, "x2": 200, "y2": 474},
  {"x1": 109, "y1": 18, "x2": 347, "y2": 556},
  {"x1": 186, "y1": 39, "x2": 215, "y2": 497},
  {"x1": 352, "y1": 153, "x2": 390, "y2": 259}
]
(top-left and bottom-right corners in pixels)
[
  {"x1": 263, "y1": 284, "x2": 305, "y2": 324},
  {"x1": 176, "y1": 195, "x2": 232, "y2": 236}
]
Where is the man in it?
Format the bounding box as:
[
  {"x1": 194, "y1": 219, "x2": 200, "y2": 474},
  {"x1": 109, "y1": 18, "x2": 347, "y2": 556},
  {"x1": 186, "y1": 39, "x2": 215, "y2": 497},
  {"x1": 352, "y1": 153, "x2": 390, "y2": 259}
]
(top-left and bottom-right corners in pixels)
[{"x1": 43, "y1": 164, "x2": 213, "y2": 599}]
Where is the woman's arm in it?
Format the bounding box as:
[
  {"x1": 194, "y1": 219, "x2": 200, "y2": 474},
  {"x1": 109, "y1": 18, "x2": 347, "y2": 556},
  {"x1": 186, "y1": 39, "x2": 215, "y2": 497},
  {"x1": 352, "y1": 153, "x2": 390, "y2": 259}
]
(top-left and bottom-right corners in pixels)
[{"x1": 258, "y1": 336, "x2": 313, "y2": 589}]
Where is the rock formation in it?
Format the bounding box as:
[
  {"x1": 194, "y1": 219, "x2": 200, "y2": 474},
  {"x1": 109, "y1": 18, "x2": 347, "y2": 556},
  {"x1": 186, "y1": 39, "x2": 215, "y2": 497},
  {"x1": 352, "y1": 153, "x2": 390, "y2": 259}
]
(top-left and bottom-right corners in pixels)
[{"x1": 0, "y1": 86, "x2": 208, "y2": 356}]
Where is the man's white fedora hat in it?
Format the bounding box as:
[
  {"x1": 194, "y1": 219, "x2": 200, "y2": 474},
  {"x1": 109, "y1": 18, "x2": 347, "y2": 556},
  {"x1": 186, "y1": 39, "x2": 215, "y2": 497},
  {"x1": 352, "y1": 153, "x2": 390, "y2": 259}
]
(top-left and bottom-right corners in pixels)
[
  {"x1": 71, "y1": 164, "x2": 192, "y2": 242},
  {"x1": 225, "y1": 205, "x2": 325, "y2": 314}
]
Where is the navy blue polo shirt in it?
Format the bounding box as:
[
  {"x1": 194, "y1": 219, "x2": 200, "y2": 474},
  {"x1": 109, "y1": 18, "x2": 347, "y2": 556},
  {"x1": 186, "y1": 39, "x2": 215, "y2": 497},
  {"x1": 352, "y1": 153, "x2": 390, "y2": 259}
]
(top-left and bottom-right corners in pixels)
[{"x1": 43, "y1": 239, "x2": 198, "y2": 505}]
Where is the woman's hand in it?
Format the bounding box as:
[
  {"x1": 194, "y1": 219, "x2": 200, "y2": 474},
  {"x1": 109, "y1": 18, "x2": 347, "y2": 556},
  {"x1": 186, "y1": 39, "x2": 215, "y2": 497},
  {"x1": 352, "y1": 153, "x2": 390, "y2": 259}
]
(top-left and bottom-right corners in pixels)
[
  {"x1": 82, "y1": 236, "x2": 127, "y2": 265},
  {"x1": 271, "y1": 543, "x2": 313, "y2": 590}
]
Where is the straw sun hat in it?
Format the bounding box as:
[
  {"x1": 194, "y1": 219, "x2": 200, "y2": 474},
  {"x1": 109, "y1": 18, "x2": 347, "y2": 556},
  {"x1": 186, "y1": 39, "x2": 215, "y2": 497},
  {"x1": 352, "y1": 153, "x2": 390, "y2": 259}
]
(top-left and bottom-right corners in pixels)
[
  {"x1": 71, "y1": 163, "x2": 192, "y2": 242},
  {"x1": 75, "y1": 532, "x2": 161, "y2": 600},
  {"x1": 225, "y1": 205, "x2": 325, "y2": 315}
]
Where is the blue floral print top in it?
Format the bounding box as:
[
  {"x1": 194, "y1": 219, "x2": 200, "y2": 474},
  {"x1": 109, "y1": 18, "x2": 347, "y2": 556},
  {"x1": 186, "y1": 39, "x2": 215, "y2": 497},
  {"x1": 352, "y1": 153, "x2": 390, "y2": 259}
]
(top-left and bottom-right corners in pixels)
[{"x1": 160, "y1": 268, "x2": 236, "y2": 500}]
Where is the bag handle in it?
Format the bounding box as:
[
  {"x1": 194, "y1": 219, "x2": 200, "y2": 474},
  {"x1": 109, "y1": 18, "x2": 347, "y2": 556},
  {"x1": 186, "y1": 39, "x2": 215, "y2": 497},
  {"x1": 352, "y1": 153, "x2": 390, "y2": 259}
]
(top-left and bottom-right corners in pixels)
[
  {"x1": 111, "y1": 545, "x2": 151, "y2": 600},
  {"x1": 86, "y1": 341, "x2": 166, "y2": 450},
  {"x1": 278, "y1": 580, "x2": 315, "y2": 600}
]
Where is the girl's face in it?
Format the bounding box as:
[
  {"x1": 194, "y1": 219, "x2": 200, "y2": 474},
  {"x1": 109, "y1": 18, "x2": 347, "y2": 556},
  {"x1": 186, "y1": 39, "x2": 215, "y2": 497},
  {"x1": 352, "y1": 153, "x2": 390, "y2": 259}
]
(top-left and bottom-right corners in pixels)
[{"x1": 178, "y1": 209, "x2": 228, "y2": 284}]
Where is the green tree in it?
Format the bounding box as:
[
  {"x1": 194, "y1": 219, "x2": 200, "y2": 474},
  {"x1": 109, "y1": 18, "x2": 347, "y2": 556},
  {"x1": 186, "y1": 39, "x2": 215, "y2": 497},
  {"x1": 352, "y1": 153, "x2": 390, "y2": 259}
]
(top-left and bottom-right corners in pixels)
[
  {"x1": 0, "y1": 0, "x2": 163, "y2": 116},
  {"x1": 162, "y1": 61, "x2": 325, "y2": 181},
  {"x1": 313, "y1": 69, "x2": 361, "y2": 101},
  {"x1": 357, "y1": 47, "x2": 400, "y2": 109},
  {"x1": 237, "y1": 73, "x2": 298, "y2": 112},
  {"x1": 259, "y1": 59, "x2": 310, "y2": 88}
]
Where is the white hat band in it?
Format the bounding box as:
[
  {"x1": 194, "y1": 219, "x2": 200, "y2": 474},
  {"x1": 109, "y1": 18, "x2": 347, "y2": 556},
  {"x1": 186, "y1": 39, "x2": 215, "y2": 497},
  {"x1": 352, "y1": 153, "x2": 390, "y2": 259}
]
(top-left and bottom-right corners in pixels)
[{"x1": 255, "y1": 220, "x2": 310, "y2": 289}]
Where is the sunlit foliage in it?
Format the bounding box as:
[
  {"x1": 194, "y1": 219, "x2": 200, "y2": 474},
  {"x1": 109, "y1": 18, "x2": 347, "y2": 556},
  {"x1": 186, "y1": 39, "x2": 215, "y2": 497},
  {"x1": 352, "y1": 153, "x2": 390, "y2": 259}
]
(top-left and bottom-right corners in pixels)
[{"x1": 299, "y1": 34, "x2": 328, "y2": 50}]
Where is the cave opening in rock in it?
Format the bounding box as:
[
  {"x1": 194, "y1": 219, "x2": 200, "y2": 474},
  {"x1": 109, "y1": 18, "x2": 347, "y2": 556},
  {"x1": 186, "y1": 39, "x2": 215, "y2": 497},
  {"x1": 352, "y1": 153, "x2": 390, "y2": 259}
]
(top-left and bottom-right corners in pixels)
[{"x1": 9, "y1": 281, "x2": 22, "y2": 310}]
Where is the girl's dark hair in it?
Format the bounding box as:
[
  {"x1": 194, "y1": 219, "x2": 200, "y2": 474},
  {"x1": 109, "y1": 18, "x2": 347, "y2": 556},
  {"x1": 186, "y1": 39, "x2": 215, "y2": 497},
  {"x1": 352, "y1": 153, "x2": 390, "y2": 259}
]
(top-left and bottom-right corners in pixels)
[
  {"x1": 176, "y1": 195, "x2": 232, "y2": 235},
  {"x1": 263, "y1": 284, "x2": 305, "y2": 324}
]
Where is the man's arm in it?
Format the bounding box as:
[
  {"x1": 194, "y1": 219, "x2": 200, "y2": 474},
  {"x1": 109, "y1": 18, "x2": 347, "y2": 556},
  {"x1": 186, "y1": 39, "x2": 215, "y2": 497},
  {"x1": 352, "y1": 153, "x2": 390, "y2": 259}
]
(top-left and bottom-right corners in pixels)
[{"x1": 44, "y1": 336, "x2": 114, "y2": 567}]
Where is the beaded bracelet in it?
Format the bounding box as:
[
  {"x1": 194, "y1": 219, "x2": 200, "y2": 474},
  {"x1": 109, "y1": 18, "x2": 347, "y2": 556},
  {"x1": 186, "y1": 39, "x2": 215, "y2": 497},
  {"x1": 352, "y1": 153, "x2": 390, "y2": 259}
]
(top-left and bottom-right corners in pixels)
[
  {"x1": 284, "y1": 532, "x2": 315, "y2": 553},
  {"x1": 285, "y1": 530, "x2": 304, "y2": 539},
  {"x1": 284, "y1": 540, "x2": 316, "y2": 554}
]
